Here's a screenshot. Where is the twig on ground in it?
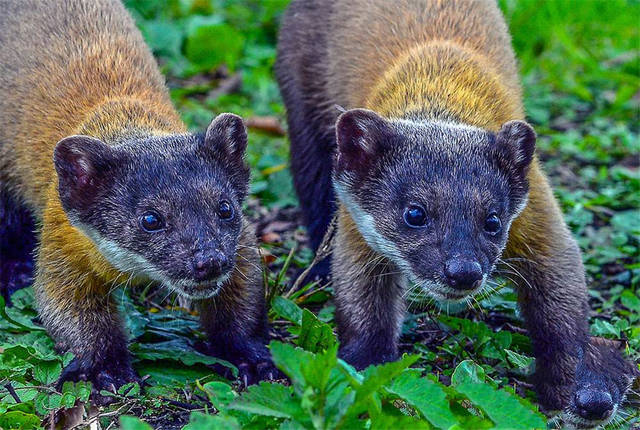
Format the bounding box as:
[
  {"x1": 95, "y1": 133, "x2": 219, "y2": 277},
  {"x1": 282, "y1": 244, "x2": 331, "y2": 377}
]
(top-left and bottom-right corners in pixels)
[
  {"x1": 285, "y1": 214, "x2": 338, "y2": 296},
  {"x1": 245, "y1": 116, "x2": 286, "y2": 136},
  {"x1": 207, "y1": 72, "x2": 242, "y2": 99},
  {"x1": 4, "y1": 383, "x2": 21, "y2": 403}
]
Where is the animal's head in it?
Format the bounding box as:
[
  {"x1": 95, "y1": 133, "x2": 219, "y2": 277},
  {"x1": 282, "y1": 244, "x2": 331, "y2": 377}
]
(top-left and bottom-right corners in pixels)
[
  {"x1": 560, "y1": 337, "x2": 639, "y2": 429},
  {"x1": 332, "y1": 109, "x2": 536, "y2": 302},
  {"x1": 54, "y1": 113, "x2": 250, "y2": 299}
]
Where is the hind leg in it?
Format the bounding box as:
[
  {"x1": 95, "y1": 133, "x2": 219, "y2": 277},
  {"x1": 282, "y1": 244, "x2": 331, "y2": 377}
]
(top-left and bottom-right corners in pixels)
[
  {"x1": 282, "y1": 92, "x2": 337, "y2": 283},
  {"x1": 0, "y1": 189, "x2": 37, "y2": 303}
]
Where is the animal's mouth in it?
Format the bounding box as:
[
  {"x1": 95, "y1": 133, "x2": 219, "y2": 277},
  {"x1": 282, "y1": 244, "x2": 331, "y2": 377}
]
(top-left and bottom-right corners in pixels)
[
  {"x1": 170, "y1": 272, "x2": 232, "y2": 300},
  {"x1": 414, "y1": 276, "x2": 487, "y2": 304}
]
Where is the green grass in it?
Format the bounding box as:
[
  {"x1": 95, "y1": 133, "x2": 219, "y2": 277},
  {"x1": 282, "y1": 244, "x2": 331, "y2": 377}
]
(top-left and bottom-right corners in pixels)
[{"x1": 1, "y1": 0, "x2": 638, "y2": 429}]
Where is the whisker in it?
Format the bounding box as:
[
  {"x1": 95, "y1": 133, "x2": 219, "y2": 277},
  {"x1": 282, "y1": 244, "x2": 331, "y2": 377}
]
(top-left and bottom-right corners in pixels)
[{"x1": 496, "y1": 258, "x2": 535, "y2": 291}]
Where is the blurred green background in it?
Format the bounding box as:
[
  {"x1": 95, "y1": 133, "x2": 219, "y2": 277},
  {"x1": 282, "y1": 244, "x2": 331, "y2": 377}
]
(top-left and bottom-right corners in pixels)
[{"x1": 0, "y1": 0, "x2": 638, "y2": 428}]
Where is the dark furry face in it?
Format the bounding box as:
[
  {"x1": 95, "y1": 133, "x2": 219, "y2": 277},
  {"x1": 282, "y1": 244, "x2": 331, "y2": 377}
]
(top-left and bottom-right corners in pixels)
[
  {"x1": 54, "y1": 114, "x2": 250, "y2": 299},
  {"x1": 333, "y1": 109, "x2": 535, "y2": 302}
]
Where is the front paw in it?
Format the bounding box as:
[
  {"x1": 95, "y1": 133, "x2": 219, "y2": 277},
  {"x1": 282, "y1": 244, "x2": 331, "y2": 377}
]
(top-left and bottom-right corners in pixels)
[
  {"x1": 339, "y1": 342, "x2": 398, "y2": 370},
  {"x1": 236, "y1": 358, "x2": 282, "y2": 388},
  {"x1": 559, "y1": 337, "x2": 637, "y2": 429},
  {"x1": 200, "y1": 340, "x2": 283, "y2": 387},
  {"x1": 58, "y1": 356, "x2": 139, "y2": 405}
]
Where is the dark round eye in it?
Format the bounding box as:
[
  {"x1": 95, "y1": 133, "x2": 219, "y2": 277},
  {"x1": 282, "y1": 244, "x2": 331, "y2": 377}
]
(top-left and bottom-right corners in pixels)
[
  {"x1": 484, "y1": 213, "x2": 502, "y2": 235},
  {"x1": 218, "y1": 200, "x2": 234, "y2": 220},
  {"x1": 403, "y1": 204, "x2": 428, "y2": 228},
  {"x1": 140, "y1": 211, "x2": 164, "y2": 232}
]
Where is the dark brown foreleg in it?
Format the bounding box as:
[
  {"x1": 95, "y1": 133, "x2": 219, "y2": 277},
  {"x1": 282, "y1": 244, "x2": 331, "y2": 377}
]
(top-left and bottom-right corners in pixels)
[
  {"x1": 505, "y1": 162, "x2": 591, "y2": 411},
  {"x1": 333, "y1": 209, "x2": 406, "y2": 369},
  {"x1": 35, "y1": 223, "x2": 137, "y2": 405},
  {"x1": 199, "y1": 227, "x2": 276, "y2": 384}
]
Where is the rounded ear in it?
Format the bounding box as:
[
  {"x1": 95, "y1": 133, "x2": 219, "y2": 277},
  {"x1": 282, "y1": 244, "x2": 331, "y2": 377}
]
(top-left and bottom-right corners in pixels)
[
  {"x1": 54, "y1": 135, "x2": 116, "y2": 213},
  {"x1": 496, "y1": 120, "x2": 536, "y2": 176},
  {"x1": 335, "y1": 109, "x2": 392, "y2": 173},
  {"x1": 203, "y1": 113, "x2": 248, "y2": 161}
]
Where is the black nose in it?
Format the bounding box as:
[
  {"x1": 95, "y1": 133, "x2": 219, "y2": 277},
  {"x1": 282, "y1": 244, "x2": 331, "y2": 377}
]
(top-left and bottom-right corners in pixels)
[
  {"x1": 444, "y1": 258, "x2": 483, "y2": 290},
  {"x1": 193, "y1": 249, "x2": 229, "y2": 282},
  {"x1": 574, "y1": 389, "x2": 614, "y2": 421}
]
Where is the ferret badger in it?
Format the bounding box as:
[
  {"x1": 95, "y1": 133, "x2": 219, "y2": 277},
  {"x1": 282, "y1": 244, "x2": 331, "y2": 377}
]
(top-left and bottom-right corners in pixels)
[
  {"x1": 0, "y1": 0, "x2": 276, "y2": 402},
  {"x1": 275, "y1": 0, "x2": 638, "y2": 427}
]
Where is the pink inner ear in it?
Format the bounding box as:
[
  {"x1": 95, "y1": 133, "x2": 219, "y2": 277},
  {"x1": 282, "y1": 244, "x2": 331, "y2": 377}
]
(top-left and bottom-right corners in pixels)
[
  {"x1": 71, "y1": 155, "x2": 92, "y2": 188},
  {"x1": 338, "y1": 117, "x2": 367, "y2": 155},
  {"x1": 76, "y1": 172, "x2": 91, "y2": 188}
]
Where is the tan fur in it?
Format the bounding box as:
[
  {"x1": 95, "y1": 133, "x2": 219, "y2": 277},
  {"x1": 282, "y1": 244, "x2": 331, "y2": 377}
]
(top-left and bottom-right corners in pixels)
[
  {"x1": 325, "y1": 0, "x2": 582, "y2": 309},
  {"x1": 283, "y1": 0, "x2": 600, "y2": 412},
  {"x1": 0, "y1": 0, "x2": 261, "y2": 370},
  {"x1": 325, "y1": 0, "x2": 522, "y2": 124}
]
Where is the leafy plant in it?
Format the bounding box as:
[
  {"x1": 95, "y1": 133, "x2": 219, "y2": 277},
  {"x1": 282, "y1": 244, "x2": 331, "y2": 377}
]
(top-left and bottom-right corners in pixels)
[{"x1": 1, "y1": 0, "x2": 638, "y2": 428}]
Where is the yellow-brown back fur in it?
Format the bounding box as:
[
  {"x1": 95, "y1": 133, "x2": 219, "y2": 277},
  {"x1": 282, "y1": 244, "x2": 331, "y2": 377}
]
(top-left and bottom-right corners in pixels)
[
  {"x1": 325, "y1": 0, "x2": 523, "y2": 129},
  {"x1": 321, "y1": 0, "x2": 559, "y2": 259},
  {"x1": 0, "y1": 0, "x2": 184, "y2": 213},
  {"x1": 277, "y1": 0, "x2": 634, "y2": 421},
  {"x1": 0, "y1": 0, "x2": 186, "y2": 295}
]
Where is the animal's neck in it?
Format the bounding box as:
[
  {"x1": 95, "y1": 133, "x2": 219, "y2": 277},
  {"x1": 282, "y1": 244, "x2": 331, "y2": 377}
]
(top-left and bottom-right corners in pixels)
[
  {"x1": 77, "y1": 97, "x2": 186, "y2": 144},
  {"x1": 363, "y1": 41, "x2": 524, "y2": 131}
]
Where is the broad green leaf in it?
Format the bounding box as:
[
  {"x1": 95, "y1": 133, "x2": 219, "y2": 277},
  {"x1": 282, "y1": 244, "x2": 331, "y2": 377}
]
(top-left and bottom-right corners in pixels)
[
  {"x1": 120, "y1": 416, "x2": 153, "y2": 430},
  {"x1": 32, "y1": 360, "x2": 61, "y2": 385},
  {"x1": 130, "y1": 339, "x2": 235, "y2": 372},
  {"x1": 272, "y1": 296, "x2": 303, "y2": 324},
  {"x1": 504, "y1": 350, "x2": 534, "y2": 371},
  {"x1": 270, "y1": 341, "x2": 337, "y2": 393},
  {"x1": 185, "y1": 20, "x2": 244, "y2": 71},
  {"x1": 61, "y1": 381, "x2": 92, "y2": 403},
  {"x1": 0, "y1": 295, "x2": 46, "y2": 333},
  {"x1": 118, "y1": 382, "x2": 141, "y2": 397},
  {"x1": 34, "y1": 392, "x2": 62, "y2": 416},
  {"x1": 140, "y1": 20, "x2": 183, "y2": 57},
  {"x1": 611, "y1": 210, "x2": 640, "y2": 235},
  {"x1": 184, "y1": 412, "x2": 241, "y2": 430},
  {"x1": 279, "y1": 419, "x2": 310, "y2": 430},
  {"x1": 451, "y1": 360, "x2": 486, "y2": 386},
  {"x1": 590, "y1": 319, "x2": 621, "y2": 337},
  {"x1": 371, "y1": 411, "x2": 432, "y2": 430},
  {"x1": 296, "y1": 309, "x2": 336, "y2": 353},
  {"x1": 455, "y1": 382, "x2": 546, "y2": 429},
  {"x1": 621, "y1": 289, "x2": 640, "y2": 312},
  {"x1": 202, "y1": 381, "x2": 236, "y2": 409},
  {"x1": 229, "y1": 382, "x2": 304, "y2": 420},
  {"x1": 324, "y1": 378, "x2": 356, "y2": 429},
  {"x1": 347, "y1": 354, "x2": 420, "y2": 416},
  {"x1": 388, "y1": 370, "x2": 457, "y2": 429},
  {"x1": 269, "y1": 342, "x2": 312, "y2": 387},
  {"x1": 0, "y1": 410, "x2": 41, "y2": 430}
]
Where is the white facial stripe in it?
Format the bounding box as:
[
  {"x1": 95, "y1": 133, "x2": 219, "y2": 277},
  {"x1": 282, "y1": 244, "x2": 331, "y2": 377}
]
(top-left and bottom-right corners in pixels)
[
  {"x1": 334, "y1": 181, "x2": 407, "y2": 267},
  {"x1": 334, "y1": 179, "x2": 524, "y2": 306},
  {"x1": 73, "y1": 222, "x2": 224, "y2": 300},
  {"x1": 512, "y1": 192, "x2": 530, "y2": 219},
  {"x1": 335, "y1": 181, "x2": 496, "y2": 302}
]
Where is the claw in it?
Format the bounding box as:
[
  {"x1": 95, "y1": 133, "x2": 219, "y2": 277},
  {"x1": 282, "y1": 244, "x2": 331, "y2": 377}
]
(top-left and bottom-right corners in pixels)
[{"x1": 58, "y1": 357, "x2": 139, "y2": 406}]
